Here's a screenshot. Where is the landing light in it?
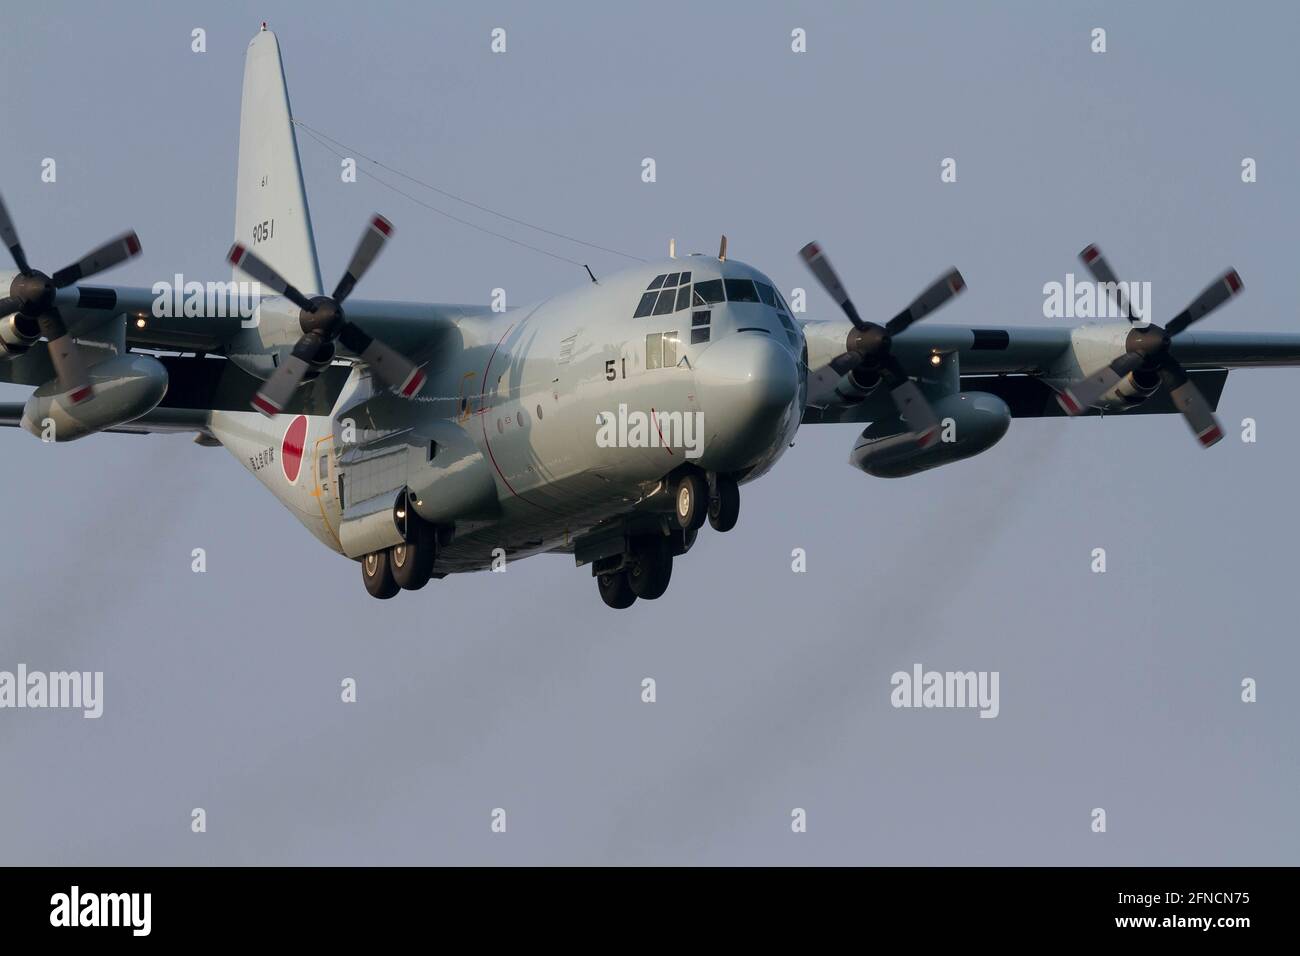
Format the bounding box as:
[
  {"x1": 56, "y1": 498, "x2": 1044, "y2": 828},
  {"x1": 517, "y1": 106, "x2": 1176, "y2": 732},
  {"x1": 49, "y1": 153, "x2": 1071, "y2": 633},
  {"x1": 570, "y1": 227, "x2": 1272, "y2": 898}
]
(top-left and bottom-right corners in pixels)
[
  {"x1": 135, "y1": 317, "x2": 147, "y2": 328},
  {"x1": 929, "y1": 353, "x2": 942, "y2": 366}
]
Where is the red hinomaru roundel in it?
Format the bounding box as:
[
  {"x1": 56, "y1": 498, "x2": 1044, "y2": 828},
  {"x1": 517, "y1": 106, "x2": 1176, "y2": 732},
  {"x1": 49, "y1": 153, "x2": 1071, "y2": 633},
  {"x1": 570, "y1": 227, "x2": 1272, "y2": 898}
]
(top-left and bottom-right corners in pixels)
[{"x1": 281, "y1": 415, "x2": 308, "y2": 483}]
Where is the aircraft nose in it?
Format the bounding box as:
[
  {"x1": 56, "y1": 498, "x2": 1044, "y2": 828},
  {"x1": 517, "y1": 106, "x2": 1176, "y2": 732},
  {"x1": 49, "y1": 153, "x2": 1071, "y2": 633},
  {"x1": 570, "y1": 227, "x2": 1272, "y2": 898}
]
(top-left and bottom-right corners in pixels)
[{"x1": 693, "y1": 331, "x2": 800, "y2": 470}]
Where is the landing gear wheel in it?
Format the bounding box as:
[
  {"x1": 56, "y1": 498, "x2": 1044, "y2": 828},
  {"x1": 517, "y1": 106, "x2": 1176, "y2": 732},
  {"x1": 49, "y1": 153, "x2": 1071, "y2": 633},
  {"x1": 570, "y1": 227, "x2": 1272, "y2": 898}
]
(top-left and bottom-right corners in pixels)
[
  {"x1": 361, "y1": 550, "x2": 399, "y2": 600},
  {"x1": 597, "y1": 570, "x2": 637, "y2": 609},
  {"x1": 675, "y1": 472, "x2": 708, "y2": 531},
  {"x1": 708, "y1": 475, "x2": 740, "y2": 532},
  {"x1": 391, "y1": 521, "x2": 436, "y2": 591},
  {"x1": 627, "y1": 535, "x2": 673, "y2": 600}
]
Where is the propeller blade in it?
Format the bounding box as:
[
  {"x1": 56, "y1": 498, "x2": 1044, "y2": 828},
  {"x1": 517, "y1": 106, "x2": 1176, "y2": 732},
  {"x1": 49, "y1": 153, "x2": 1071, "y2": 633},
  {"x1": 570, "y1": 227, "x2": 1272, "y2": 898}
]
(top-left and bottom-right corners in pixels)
[
  {"x1": 1058, "y1": 351, "x2": 1146, "y2": 415},
  {"x1": 1078, "y1": 244, "x2": 1137, "y2": 321},
  {"x1": 828, "y1": 351, "x2": 861, "y2": 376},
  {"x1": 0, "y1": 295, "x2": 21, "y2": 316},
  {"x1": 337, "y1": 323, "x2": 426, "y2": 397},
  {"x1": 1164, "y1": 269, "x2": 1243, "y2": 336},
  {"x1": 0, "y1": 192, "x2": 31, "y2": 274},
  {"x1": 50, "y1": 231, "x2": 142, "y2": 288},
  {"x1": 39, "y1": 309, "x2": 93, "y2": 403},
  {"x1": 1157, "y1": 361, "x2": 1223, "y2": 447},
  {"x1": 227, "y1": 243, "x2": 316, "y2": 313},
  {"x1": 250, "y1": 334, "x2": 329, "y2": 416},
  {"x1": 882, "y1": 355, "x2": 940, "y2": 447},
  {"x1": 332, "y1": 215, "x2": 392, "y2": 303},
  {"x1": 884, "y1": 269, "x2": 966, "y2": 335},
  {"x1": 798, "y1": 241, "x2": 867, "y2": 330}
]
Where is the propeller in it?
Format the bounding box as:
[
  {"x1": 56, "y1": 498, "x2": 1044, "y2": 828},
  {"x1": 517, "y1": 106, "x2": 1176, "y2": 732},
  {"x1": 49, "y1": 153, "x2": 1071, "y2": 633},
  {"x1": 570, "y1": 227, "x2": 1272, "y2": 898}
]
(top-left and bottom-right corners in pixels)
[
  {"x1": 1059, "y1": 244, "x2": 1243, "y2": 447},
  {"x1": 227, "y1": 214, "x2": 426, "y2": 416},
  {"x1": 0, "y1": 191, "x2": 142, "y2": 403},
  {"x1": 799, "y1": 241, "x2": 965, "y2": 447}
]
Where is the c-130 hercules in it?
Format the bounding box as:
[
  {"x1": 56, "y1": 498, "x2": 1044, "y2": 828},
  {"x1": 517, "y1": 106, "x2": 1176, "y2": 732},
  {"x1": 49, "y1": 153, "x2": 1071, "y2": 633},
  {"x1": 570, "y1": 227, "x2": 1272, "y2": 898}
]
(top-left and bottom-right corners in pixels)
[{"x1": 4, "y1": 27, "x2": 1299, "y2": 608}]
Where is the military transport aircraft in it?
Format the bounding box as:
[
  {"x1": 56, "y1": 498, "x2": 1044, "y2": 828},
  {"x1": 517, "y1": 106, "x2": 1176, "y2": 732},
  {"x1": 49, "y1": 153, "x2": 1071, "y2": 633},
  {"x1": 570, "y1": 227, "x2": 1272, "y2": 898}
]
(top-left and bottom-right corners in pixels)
[{"x1": 4, "y1": 27, "x2": 1300, "y2": 608}]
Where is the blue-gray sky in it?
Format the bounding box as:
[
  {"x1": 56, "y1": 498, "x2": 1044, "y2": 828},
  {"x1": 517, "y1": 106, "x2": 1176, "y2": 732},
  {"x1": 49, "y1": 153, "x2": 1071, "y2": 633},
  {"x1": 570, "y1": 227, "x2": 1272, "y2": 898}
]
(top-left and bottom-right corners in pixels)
[{"x1": 1, "y1": 0, "x2": 1297, "y2": 864}]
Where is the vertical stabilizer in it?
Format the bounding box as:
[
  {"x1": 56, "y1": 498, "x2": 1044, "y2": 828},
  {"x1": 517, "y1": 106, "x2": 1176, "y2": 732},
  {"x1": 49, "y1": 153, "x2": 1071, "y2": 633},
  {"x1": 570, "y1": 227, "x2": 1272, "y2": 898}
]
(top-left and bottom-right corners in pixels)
[{"x1": 233, "y1": 25, "x2": 323, "y2": 295}]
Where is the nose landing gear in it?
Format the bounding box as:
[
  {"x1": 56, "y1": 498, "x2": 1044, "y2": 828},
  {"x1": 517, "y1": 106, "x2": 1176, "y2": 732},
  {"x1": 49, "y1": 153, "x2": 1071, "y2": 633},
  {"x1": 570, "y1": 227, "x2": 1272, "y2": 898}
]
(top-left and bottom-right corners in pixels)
[
  {"x1": 674, "y1": 471, "x2": 739, "y2": 533},
  {"x1": 707, "y1": 474, "x2": 740, "y2": 533},
  {"x1": 674, "y1": 472, "x2": 708, "y2": 531}
]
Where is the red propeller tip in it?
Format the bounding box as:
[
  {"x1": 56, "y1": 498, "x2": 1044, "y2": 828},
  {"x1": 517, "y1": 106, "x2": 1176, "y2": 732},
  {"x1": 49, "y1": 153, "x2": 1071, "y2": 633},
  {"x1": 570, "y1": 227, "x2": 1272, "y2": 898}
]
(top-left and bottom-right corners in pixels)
[
  {"x1": 1080, "y1": 245, "x2": 1100, "y2": 264},
  {"x1": 69, "y1": 385, "x2": 94, "y2": 405},
  {"x1": 250, "y1": 394, "x2": 281, "y2": 417},
  {"x1": 1225, "y1": 270, "x2": 1243, "y2": 294},
  {"x1": 949, "y1": 271, "x2": 965, "y2": 293},
  {"x1": 1058, "y1": 391, "x2": 1083, "y2": 415},
  {"x1": 800, "y1": 243, "x2": 821, "y2": 261},
  {"x1": 125, "y1": 233, "x2": 141, "y2": 256},
  {"x1": 227, "y1": 243, "x2": 247, "y2": 266},
  {"x1": 916, "y1": 427, "x2": 939, "y2": 449},
  {"x1": 400, "y1": 368, "x2": 426, "y2": 398},
  {"x1": 371, "y1": 215, "x2": 393, "y2": 237},
  {"x1": 1198, "y1": 424, "x2": 1224, "y2": 447}
]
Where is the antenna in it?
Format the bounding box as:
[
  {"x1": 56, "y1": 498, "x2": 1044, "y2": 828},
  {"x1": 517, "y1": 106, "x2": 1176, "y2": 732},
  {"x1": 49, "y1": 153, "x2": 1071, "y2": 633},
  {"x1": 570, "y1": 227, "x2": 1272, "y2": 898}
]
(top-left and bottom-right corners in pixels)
[
  {"x1": 669, "y1": 238, "x2": 676, "y2": 259},
  {"x1": 584, "y1": 264, "x2": 598, "y2": 284},
  {"x1": 718, "y1": 235, "x2": 727, "y2": 261}
]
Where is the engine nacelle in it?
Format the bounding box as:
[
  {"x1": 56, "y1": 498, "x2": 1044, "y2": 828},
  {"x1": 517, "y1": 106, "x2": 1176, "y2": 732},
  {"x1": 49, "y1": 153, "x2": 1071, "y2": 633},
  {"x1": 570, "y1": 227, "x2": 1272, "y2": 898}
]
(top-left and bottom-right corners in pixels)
[
  {"x1": 1093, "y1": 368, "x2": 1160, "y2": 410},
  {"x1": 850, "y1": 391, "x2": 1011, "y2": 478},
  {"x1": 831, "y1": 365, "x2": 883, "y2": 405},
  {"x1": 21, "y1": 354, "x2": 168, "y2": 442},
  {"x1": 0, "y1": 313, "x2": 40, "y2": 357}
]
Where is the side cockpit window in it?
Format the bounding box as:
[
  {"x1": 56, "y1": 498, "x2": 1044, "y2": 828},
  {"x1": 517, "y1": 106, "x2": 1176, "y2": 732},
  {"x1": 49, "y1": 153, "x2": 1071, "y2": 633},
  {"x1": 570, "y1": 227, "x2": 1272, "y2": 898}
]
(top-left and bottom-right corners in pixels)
[{"x1": 635, "y1": 272, "x2": 692, "y2": 318}]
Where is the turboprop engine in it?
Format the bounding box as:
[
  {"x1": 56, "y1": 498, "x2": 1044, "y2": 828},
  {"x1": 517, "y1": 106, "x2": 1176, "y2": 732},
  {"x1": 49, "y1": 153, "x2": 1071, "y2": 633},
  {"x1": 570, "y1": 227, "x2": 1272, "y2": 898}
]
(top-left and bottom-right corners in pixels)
[
  {"x1": 20, "y1": 353, "x2": 168, "y2": 442},
  {"x1": 850, "y1": 391, "x2": 1010, "y2": 478}
]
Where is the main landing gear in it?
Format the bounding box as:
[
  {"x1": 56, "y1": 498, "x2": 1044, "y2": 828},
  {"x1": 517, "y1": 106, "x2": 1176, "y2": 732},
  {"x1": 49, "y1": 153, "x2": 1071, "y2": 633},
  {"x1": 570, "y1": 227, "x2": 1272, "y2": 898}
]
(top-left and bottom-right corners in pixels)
[
  {"x1": 593, "y1": 471, "x2": 741, "y2": 609},
  {"x1": 360, "y1": 503, "x2": 440, "y2": 600},
  {"x1": 595, "y1": 530, "x2": 687, "y2": 609}
]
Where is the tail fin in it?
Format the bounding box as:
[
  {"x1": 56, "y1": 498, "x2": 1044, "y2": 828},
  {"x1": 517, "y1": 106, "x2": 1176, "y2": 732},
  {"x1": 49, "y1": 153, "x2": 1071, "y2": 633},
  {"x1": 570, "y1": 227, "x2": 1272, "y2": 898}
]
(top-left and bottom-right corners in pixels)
[{"x1": 233, "y1": 25, "x2": 323, "y2": 295}]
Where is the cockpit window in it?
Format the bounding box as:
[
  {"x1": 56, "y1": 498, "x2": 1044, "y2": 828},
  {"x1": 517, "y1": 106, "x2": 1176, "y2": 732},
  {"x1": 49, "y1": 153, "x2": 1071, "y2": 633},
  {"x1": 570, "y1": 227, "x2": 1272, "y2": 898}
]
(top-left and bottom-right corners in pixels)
[
  {"x1": 634, "y1": 291, "x2": 658, "y2": 318},
  {"x1": 724, "y1": 278, "x2": 760, "y2": 303},
  {"x1": 774, "y1": 287, "x2": 792, "y2": 311},
  {"x1": 694, "y1": 279, "x2": 724, "y2": 304},
  {"x1": 755, "y1": 282, "x2": 777, "y2": 306},
  {"x1": 636, "y1": 272, "x2": 692, "y2": 317}
]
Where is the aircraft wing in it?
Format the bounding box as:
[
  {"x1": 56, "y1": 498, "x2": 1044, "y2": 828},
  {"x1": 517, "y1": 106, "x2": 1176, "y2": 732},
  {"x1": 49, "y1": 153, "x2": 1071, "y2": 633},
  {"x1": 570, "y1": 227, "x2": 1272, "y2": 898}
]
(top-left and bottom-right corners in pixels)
[
  {"x1": 800, "y1": 321, "x2": 1300, "y2": 424},
  {"x1": 0, "y1": 402, "x2": 210, "y2": 435}
]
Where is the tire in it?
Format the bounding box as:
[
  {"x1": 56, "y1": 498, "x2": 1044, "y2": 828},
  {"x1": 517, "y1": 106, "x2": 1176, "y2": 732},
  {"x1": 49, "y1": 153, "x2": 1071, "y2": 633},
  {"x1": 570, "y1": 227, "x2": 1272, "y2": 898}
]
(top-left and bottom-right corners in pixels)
[
  {"x1": 675, "y1": 472, "x2": 708, "y2": 531},
  {"x1": 362, "y1": 550, "x2": 399, "y2": 600},
  {"x1": 391, "y1": 522, "x2": 436, "y2": 591},
  {"x1": 597, "y1": 571, "x2": 637, "y2": 609},
  {"x1": 627, "y1": 536, "x2": 673, "y2": 600},
  {"x1": 708, "y1": 475, "x2": 740, "y2": 533}
]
